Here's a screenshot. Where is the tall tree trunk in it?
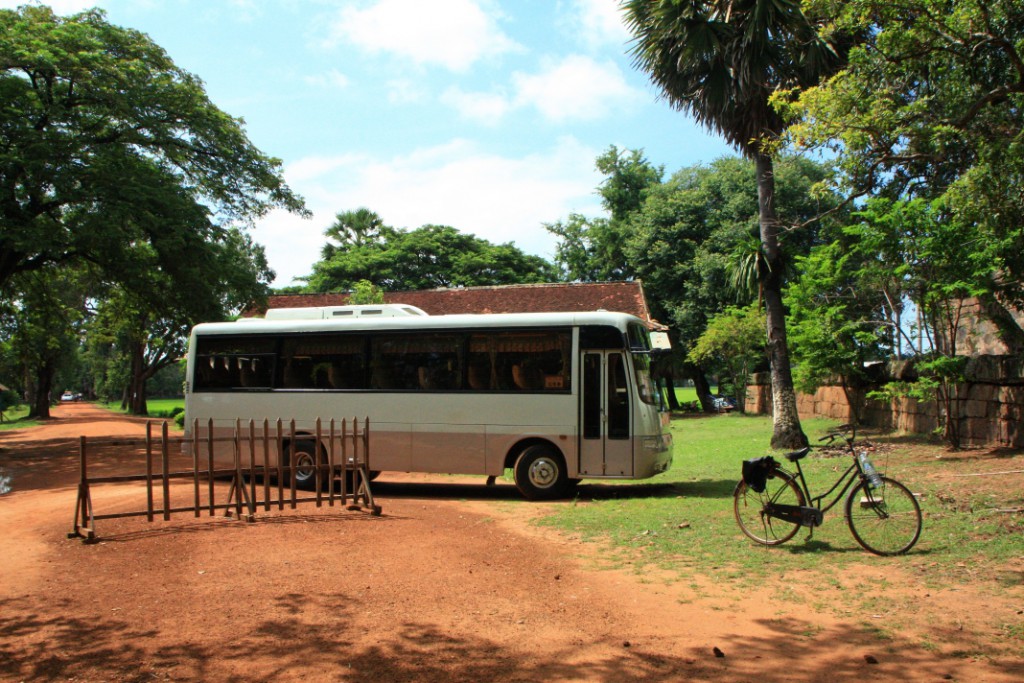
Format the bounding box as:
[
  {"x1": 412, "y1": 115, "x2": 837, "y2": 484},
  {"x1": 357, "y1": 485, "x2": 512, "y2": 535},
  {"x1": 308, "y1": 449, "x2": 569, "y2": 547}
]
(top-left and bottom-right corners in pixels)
[
  {"x1": 129, "y1": 342, "x2": 149, "y2": 416},
  {"x1": 664, "y1": 376, "x2": 681, "y2": 411},
  {"x1": 690, "y1": 368, "x2": 714, "y2": 413},
  {"x1": 29, "y1": 361, "x2": 53, "y2": 419},
  {"x1": 755, "y1": 153, "x2": 808, "y2": 450}
]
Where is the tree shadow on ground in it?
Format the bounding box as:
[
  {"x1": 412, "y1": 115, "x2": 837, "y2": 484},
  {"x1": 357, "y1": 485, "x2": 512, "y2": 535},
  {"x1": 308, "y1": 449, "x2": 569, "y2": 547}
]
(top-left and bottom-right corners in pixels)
[
  {"x1": 369, "y1": 478, "x2": 738, "y2": 503},
  {"x1": 2, "y1": 591, "x2": 1020, "y2": 683}
]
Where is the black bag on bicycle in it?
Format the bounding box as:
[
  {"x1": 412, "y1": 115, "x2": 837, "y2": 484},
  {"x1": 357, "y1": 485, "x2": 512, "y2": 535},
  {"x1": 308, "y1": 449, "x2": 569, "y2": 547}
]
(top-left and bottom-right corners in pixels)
[{"x1": 742, "y1": 456, "x2": 778, "y2": 493}]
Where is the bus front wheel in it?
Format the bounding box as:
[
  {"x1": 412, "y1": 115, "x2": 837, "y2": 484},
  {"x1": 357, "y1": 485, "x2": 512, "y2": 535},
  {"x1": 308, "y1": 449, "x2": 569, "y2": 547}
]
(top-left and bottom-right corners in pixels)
[{"x1": 514, "y1": 445, "x2": 568, "y2": 501}]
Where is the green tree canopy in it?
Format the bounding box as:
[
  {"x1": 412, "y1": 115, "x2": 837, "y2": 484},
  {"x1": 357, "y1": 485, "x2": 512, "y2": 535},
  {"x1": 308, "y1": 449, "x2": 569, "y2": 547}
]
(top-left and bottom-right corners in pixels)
[
  {"x1": 780, "y1": 0, "x2": 1024, "y2": 444},
  {"x1": 545, "y1": 146, "x2": 663, "y2": 282},
  {"x1": 623, "y1": 0, "x2": 859, "y2": 448},
  {"x1": 625, "y1": 155, "x2": 839, "y2": 348},
  {"x1": 2, "y1": 266, "x2": 87, "y2": 418},
  {"x1": 687, "y1": 304, "x2": 766, "y2": 413},
  {"x1": 305, "y1": 211, "x2": 558, "y2": 292},
  {"x1": 0, "y1": 6, "x2": 306, "y2": 292}
]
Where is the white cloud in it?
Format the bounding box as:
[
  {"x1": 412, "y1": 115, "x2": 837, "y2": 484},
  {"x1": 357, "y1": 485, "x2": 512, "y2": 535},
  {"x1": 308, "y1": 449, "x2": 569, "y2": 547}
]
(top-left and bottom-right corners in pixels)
[
  {"x1": 302, "y1": 69, "x2": 350, "y2": 90},
  {"x1": 566, "y1": 0, "x2": 631, "y2": 50},
  {"x1": 440, "y1": 86, "x2": 511, "y2": 124},
  {"x1": 328, "y1": 0, "x2": 522, "y2": 72},
  {"x1": 442, "y1": 55, "x2": 639, "y2": 124},
  {"x1": 512, "y1": 55, "x2": 637, "y2": 122},
  {"x1": 252, "y1": 138, "x2": 604, "y2": 286},
  {"x1": 386, "y1": 78, "x2": 428, "y2": 104}
]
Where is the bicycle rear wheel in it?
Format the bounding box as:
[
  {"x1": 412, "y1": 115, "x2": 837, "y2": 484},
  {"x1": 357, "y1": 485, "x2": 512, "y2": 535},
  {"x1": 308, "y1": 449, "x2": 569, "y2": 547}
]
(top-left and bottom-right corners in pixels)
[
  {"x1": 734, "y1": 470, "x2": 805, "y2": 546},
  {"x1": 845, "y1": 476, "x2": 922, "y2": 556}
]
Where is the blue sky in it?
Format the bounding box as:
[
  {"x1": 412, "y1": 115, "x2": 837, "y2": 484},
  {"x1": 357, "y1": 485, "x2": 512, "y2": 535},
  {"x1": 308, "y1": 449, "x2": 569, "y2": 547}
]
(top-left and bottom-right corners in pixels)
[{"x1": 10, "y1": 0, "x2": 734, "y2": 286}]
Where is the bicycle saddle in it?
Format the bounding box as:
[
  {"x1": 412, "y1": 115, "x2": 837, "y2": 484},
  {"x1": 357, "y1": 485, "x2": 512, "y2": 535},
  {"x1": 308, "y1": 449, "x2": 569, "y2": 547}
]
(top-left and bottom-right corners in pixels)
[{"x1": 784, "y1": 447, "x2": 811, "y2": 462}]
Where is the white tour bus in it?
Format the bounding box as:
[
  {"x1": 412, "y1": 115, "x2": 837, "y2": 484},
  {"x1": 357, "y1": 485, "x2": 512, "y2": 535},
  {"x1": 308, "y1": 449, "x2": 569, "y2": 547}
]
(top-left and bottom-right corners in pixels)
[{"x1": 184, "y1": 305, "x2": 673, "y2": 499}]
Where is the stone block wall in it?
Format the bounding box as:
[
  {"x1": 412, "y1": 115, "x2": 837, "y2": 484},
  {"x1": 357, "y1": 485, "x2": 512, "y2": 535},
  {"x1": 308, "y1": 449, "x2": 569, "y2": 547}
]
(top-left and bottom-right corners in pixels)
[{"x1": 746, "y1": 356, "x2": 1024, "y2": 448}]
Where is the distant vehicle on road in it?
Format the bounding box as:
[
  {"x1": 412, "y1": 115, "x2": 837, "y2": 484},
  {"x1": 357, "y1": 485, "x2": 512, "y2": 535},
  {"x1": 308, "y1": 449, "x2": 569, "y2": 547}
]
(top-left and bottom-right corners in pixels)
[{"x1": 60, "y1": 392, "x2": 80, "y2": 402}]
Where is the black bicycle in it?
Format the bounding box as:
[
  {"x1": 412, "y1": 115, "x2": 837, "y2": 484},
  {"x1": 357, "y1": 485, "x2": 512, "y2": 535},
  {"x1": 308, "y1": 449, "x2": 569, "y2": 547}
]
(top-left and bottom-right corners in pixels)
[{"x1": 733, "y1": 425, "x2": 922, "y2": 556}]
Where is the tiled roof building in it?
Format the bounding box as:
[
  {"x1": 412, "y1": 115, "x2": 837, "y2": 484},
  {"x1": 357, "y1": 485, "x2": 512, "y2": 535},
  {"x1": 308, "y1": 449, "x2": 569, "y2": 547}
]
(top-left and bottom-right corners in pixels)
[{"x1": 247, "y1": 281, "x2": 665, "y2": 330}]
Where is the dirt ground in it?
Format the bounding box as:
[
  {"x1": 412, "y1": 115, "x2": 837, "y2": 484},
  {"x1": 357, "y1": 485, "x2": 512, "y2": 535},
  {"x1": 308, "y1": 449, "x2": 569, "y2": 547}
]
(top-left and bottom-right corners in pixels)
[{"x1": 1, "y1": 403, "x2": 1021, "y2": 682}]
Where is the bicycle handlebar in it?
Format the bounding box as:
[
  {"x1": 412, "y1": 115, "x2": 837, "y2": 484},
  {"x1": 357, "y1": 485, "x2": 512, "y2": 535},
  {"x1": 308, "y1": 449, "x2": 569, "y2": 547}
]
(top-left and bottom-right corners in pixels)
[{"x1": 819, "y1": 424, "x2": 857, "y2": 445}]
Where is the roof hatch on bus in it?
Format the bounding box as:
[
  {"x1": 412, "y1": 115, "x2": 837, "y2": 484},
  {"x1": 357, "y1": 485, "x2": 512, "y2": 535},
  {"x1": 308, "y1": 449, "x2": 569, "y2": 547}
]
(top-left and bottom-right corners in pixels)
[{"x1": 263, "y1": 304, "x2": 429, "y2": 320}]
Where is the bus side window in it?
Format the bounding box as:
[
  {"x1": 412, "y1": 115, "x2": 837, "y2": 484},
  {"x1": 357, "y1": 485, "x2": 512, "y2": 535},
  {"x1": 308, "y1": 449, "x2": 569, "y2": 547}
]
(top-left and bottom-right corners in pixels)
[
  {"x1": 467, "y1": 355, "x2": 491, "y2": 390},
  {"x1": 282, "y1": 357, "x2": 315, "y2": 389},
  {"x1": 470, "y1": 331, "x2": 570, "y2": 392}
]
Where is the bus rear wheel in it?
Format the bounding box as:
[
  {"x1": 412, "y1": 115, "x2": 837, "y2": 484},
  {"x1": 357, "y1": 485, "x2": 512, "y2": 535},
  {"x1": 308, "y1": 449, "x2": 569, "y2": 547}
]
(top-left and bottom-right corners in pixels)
[
  {"x1": 513, "y1": 445, "x2": 568, "y2": 501},
  {"x1": 287, "y1": 441, "x2": 327, "y2": 492}
]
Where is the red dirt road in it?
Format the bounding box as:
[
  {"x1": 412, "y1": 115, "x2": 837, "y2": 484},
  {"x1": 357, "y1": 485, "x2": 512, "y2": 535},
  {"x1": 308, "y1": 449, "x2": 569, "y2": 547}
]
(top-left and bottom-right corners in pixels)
[{"x1": 1, "y1": 403, "x2": 1021, "y2": 682}]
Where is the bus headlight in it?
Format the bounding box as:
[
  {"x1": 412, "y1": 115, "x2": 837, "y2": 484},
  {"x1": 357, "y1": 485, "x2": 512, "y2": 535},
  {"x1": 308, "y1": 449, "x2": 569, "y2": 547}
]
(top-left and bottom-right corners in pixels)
[{"x1": 642, "y1": 436, "x2": 666, "y2": 452}]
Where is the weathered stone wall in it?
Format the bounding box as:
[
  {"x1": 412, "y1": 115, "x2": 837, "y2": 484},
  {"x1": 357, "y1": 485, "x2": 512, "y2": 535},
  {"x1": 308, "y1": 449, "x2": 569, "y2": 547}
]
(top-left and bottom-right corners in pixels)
[{"x1": 746, "y1": 356, "x2": 1024, "y2": 448}]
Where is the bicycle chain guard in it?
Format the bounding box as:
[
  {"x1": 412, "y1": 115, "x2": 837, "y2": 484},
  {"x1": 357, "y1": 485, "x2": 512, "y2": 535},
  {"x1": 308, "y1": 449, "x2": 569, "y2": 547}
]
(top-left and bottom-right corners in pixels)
[{"x1": 767, "y1": 503, "x2": 823, "y2": 528}]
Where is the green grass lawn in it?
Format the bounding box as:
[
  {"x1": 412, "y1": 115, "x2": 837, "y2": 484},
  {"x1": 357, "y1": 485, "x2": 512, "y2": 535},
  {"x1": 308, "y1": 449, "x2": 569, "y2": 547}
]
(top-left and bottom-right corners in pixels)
[
  {"x1": 0, "y1": 404, "x2": 37, "y2": 430},
  {"x1": 146, "y1": 399, "x2": 184, "y2": 417},
  {"x1": 534, "y1": 413, "x2": 1024, "y2": 658},
  {"x1": 101, "y1": 398, "x2": 183, "y2": 419},
  {"x1": 671, "y1": 385, "x2": 716, "y2": 405},
  {"x1": 538, "y1": 413, "x2": 1022, "y2": 588}
]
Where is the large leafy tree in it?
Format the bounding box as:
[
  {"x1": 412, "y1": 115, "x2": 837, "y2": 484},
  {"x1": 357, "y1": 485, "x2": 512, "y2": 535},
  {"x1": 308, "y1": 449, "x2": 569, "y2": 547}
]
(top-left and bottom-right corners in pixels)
[
  {"x1": 0, "y1": 6, "x2": 306, "y2": 292},
  {"x1": 625, "y1": 154, "x2": 840, "y2": 410},
  {"x1": 782, "y1": 0, "x2": 1024, "y2": 445},
  {"x1": 787, "y1": 0, "x2": 1024, "y2": 334},
  {"x1": 1, "y1": 6, "x2": 293, "y2": 416},
  {"x1": 2, "y1": 267, "x2": 87, "y2": 418},
  {"x1": 785, "y1": 241, "x2": 890, "y2": 424},
  {"x1": 688, "y1": 304, "x2": 766, "y2": 413},
  {"x1": 545, "y1": 146, "x2": 663, "y2": 282},
  {"x1": 305, "y1": 211, "x2": 558, "y2": 292},
  {"x1": 623, "y1": 0, "x2": 856, "y2": 448}
]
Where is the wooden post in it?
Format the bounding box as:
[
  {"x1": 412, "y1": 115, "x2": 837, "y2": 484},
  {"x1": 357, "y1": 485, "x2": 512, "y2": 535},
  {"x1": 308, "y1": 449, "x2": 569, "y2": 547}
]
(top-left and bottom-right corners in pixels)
[
  {"x1": 249, "y1": 419, "x2": 257, "y2": 510},
  {"x1": 192, "y1": 419, "x2": 200, "y2": 517},
  {"x1": 315, "y1": 418, "x2": 324, "y2": 507},
  {"x1": 161, "y1": 421, "x2": 170, "y2": 521},
  {"x1": 341, "y1": 418, "x2": 348, "y2": 504},
  {"x1": 276, "y1": 419, "x2": 284, "y2": 511},
  {"x1": 289, "y1": 419, "x2": 297, "y2": 509},
  {"x1": 145, "y1": 422, "x2": 154, "y2": 522},
  {"x1": 263, "y1": 418, "x2": 271, "y2": 512},
  {"x1": 207, "y1": 418, "x2": 215, "y2": 517},
  {"x1": 328, "y1": 419, "x2": 336, "y2": 507}
]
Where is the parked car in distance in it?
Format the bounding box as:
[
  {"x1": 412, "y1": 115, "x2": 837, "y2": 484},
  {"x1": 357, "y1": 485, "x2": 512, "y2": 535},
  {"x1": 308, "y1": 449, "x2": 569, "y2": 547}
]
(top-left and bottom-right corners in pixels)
[{"x1": 60, "y1": 392, "x2": 80, "y2": 402}]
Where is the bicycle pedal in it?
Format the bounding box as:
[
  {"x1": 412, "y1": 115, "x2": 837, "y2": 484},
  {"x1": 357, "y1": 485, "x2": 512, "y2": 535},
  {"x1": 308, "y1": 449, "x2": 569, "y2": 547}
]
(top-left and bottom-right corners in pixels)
[{"x1": 800, "y1": 506, "x2": 824, "y2": 527}]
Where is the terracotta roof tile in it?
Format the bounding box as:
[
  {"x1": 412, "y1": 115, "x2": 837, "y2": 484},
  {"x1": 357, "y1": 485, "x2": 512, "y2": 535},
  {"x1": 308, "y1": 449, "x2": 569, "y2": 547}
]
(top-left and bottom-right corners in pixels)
[{"x1": 247, "y1": 282, "x2": 665, "y2": 329}]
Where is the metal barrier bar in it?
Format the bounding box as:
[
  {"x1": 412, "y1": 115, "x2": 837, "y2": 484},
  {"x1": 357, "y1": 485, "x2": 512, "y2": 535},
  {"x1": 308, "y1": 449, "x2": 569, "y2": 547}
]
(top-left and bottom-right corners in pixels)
[{"x1": 68, "y1": 417, "x2": 380, "y2": 542}]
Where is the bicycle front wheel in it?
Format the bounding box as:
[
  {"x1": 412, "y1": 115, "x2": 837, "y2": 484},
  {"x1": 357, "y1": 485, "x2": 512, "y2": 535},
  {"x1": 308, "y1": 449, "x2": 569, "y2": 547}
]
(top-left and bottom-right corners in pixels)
[
  {"x1": 734, "y1": 470, "x2": 805, "y2": 546},
  {"x1": 846, "y1": 476, "x2": 922, "y2": 556}
]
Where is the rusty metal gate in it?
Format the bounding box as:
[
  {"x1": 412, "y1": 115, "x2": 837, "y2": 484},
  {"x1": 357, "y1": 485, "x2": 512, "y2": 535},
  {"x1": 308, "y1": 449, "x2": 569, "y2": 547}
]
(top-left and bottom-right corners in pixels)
[{"x1": 70, "y1": 417, "x2": 380, "y2": 542}]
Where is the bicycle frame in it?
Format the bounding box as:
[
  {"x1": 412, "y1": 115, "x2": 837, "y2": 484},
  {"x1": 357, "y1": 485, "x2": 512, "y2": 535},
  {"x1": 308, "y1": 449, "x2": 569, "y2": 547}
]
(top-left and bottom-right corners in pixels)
[
  {"x1": 792, "y1": 458, "x2": 864, "y2": 516},
  {"x1": 767, "y1": 456, "x2": 868, "y2": 529}
]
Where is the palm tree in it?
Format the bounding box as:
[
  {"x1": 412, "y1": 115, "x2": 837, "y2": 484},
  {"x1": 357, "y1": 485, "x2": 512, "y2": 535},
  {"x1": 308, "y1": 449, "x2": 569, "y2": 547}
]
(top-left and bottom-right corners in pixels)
[{"x1": 623, "y1": 0, "x2": 853, "y2": 449}]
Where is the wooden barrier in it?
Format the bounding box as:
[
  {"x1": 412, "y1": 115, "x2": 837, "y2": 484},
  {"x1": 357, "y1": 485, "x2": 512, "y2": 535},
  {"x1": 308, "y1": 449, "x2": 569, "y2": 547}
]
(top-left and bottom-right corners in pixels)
[{"x1": 69, "y1": 417, "x2": 380, "y2": 542}]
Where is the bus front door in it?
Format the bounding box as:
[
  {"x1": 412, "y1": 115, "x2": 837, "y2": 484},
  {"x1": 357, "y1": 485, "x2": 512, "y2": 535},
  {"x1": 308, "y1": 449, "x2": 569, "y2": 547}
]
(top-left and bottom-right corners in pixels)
[{"x1": 579, "y1": 351, "x2": 632, "y2": 477}]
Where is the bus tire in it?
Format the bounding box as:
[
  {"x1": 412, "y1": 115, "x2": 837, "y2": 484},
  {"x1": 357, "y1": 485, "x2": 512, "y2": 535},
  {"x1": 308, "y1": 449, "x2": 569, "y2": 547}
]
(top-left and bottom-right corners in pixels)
[
  {"x1": 287, "y1": 440, "x2": 325, "y2": 492},
  {"x1": 513, "y1": 445, "x2": 568, "y2": 501}
]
